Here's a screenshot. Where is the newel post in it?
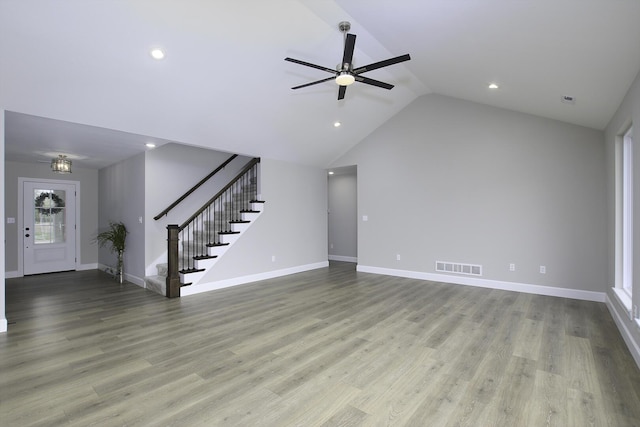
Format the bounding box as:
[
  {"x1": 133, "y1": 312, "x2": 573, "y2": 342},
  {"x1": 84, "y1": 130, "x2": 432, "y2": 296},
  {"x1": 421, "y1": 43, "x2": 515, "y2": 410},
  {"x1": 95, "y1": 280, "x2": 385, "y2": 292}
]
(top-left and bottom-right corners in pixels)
[{"x1": 166, "y1": 224, "x2": 181, "y2": 298}]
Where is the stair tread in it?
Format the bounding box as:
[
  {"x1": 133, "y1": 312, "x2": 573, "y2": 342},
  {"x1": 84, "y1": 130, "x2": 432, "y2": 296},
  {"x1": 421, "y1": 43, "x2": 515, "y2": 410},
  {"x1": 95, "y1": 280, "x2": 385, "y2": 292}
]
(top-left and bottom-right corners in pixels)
[
  {"x1": 179, "y1": 268, "x2": 205, "y2": 274},
  {"x1": 218, "y1": 231, "x2": 241, "y2": 235},
  {"x1": 193, "y1": 255, "x2": 218, "y2": 260},
  {"x1": 206, "y1": 242, "x2": 230, "y2": 247}
]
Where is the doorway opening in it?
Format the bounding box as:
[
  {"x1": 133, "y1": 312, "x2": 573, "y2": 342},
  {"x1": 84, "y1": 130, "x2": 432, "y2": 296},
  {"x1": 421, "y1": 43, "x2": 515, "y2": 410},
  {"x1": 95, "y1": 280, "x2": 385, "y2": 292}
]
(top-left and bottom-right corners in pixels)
[{"x1": 327, "y1": 166, "x2": 357, "y2": 263}]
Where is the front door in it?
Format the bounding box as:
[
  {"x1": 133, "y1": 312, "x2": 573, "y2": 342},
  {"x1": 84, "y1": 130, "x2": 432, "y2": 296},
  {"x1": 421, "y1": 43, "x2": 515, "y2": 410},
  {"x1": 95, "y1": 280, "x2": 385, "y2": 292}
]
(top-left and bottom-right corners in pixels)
[{"x1": 23, "y1": 181, "x2": 77, "y2": 275}]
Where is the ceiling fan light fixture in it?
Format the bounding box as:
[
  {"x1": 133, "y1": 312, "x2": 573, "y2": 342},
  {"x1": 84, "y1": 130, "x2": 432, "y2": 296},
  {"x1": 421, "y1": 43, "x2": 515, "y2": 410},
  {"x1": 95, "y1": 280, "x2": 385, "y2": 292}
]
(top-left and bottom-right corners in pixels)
[
  {"x1": 335, "y1": 72, "x2": 355, "y2": 86},
  {"x1": 150, "y1": 48, "x2": 165, "y2": 60},
  {"x1": 51, "y1": 155, "x2": 72, "y2": 174}
]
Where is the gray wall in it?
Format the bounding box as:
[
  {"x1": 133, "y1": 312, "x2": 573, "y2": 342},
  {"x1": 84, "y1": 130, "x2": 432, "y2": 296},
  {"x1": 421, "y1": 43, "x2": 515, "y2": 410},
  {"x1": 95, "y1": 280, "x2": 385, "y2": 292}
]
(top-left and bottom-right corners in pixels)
[
  {"x1": 199, "y1": 157, "x2": 328, "y2": 282},
  {"x1": 605, "y1": 70, "x2": 640, "y2": 355},
  {"x1": 145, "y1": 143, "x2": 249, "y2": 274},
  {"x1": 331, "y1": 93, "x2": 606, "y2": 292},
  {"x1": 328, "y1": 170, "x2": 357, "y2": 261},
  {"x1": 4, "y1": 160, "x2": 99, "y2": 273},
  {"x1": 98, "y1": 153, "x2": 145, "y2": 282}
]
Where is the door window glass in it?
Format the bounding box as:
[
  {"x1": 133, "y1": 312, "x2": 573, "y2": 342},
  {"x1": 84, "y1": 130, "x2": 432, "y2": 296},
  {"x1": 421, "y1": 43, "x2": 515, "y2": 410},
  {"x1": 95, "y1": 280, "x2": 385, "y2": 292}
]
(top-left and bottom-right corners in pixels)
[{"x1": 33, "y1": 189, "x2": 66, "y2": 244}]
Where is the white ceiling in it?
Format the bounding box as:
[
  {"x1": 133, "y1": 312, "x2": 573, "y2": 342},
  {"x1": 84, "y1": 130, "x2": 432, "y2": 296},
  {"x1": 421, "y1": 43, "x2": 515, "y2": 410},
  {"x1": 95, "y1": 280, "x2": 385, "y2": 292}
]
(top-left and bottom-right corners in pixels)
[{"x1": 2, "y1": 1, "x2": 640, "y2": 169}]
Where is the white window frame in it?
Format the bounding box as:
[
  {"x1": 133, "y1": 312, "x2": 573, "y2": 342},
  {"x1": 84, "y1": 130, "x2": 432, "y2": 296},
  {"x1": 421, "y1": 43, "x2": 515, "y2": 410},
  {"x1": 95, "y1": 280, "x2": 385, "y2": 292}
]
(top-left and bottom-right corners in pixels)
[
  {"x1": 622, "y1": 126, "x2": 633, "y2": 298},
  {"x1": 613, "y1": 125, "x2": 634, "y2": 315}
]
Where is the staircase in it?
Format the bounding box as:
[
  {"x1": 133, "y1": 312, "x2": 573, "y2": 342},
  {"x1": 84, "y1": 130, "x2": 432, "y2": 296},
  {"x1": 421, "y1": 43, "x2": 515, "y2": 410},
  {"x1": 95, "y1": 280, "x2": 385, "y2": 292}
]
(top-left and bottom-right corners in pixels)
[
  {"x1": 145, "y1": 158, "x2": 263, "y2": 297},
  {"x1": 144, "y1": 201, "x2": 264, "y2": 296}
]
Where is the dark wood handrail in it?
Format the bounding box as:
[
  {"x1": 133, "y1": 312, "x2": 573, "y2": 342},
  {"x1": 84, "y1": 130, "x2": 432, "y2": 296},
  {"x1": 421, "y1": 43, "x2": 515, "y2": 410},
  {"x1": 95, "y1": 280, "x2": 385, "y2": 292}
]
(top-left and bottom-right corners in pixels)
[
  {"x1": 153, "y1": 154, "x2": 238, "y2": 220},
  {"x1": 179, "y1": 158, "x2": 260, "y2": 230}
]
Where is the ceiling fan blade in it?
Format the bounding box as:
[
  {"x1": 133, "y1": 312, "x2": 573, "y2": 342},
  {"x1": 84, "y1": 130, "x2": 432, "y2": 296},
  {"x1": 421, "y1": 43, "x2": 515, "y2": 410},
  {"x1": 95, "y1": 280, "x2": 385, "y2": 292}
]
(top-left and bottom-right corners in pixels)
[
  {"x1": 338, "y1": 85, "x2": 347, "y2": 100},
  {"x1": 352, "y1": 54, "x2": 411, "y2": 74},
  {"x1": 341, "y1": 34, "x2": 356, "y2": 68},
  {"x1": 355, "y1": 75, "x2": 394, "y2": 90},
  {"x1": 285, "y1": 57, "x2": 336, "y2": 74},
  {"x1": 292, "y1": 76, "x2": 336, "y2": 90}
]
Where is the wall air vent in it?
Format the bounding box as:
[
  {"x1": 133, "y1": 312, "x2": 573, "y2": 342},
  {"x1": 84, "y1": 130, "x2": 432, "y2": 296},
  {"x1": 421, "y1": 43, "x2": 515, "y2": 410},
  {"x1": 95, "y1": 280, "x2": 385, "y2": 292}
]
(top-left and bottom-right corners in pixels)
[{"x1": 435, "y1": 261, "x2": 482, "y2": 276}]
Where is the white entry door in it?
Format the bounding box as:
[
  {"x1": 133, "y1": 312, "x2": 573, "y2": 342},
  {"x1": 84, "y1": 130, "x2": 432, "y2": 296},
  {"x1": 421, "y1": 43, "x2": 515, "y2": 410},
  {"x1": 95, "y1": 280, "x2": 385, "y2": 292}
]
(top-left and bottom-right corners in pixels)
[{"x1": 23, "y1": 181, "x2": 77, "y2": 275}]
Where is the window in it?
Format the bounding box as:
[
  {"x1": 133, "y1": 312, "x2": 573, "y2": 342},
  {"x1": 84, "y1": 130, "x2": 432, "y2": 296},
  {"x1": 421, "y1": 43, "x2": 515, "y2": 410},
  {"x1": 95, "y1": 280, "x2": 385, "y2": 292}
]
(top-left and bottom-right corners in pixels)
[{"x1": 614, "y1": 125, "x2": 633, "y2": 313}]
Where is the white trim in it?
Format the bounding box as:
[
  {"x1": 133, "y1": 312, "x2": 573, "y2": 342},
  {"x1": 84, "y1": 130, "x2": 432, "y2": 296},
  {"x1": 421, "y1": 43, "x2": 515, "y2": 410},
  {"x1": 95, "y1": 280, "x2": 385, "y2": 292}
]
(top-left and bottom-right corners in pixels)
[
  {"x1": 328, "y1": 255, "x2": 357, "y2": 263},
  {"x1": 181, "y1": 261, "x2": 329, "y2": 297},
  {"x1": 98, "y1": 264, "x2": 145, "y2": 287},
  {"x1": 613, "y1": 286, "x2": 633, "y2": 314},
  {"x1": 606, "y1": 293, "x2": 640, "y2": 369},
  {"x1": 125, "y1": 273, "x2": 145, "y2": 288},
  {"x1": 78, "y1": 263, "x2": 98, "y2": 271},
  {"x1": 5, "y1": 271, "x2": 19, "y2": 279},
  {"x1": 356, "y1": 265, "x2": 606, "y2": 302},
  {"x1": 0, "y1": 319, "x2": 6, "y2": 333}
]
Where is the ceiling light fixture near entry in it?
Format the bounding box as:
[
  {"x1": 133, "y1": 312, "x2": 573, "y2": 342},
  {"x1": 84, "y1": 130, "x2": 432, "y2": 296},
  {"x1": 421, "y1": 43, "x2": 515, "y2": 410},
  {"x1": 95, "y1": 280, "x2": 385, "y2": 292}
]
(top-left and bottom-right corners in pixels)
[
  {"x1": 150, "y1": 48, "x2": 165, "y2": 60},
  {"x1": 51, "y1": 155, "x2": 72, "y2": 174},
  {"x1": 488, "y1": 83, "x2": 499, "y2": 89}
]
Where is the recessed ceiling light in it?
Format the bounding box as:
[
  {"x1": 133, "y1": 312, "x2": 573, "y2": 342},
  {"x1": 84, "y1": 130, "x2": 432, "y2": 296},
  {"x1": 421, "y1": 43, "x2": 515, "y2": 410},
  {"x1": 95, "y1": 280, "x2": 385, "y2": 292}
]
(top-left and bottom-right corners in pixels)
[
  {"x1": 145, "y1": 142, "x2": 156, "y2": 148},
  {"x1": 334, "y1": 121, "x2": 341, "y2": 127},
  {"x1": 328, "y1": 171, "x2": 335, "y2": 175},
  {"x1": 150, "y1": 48, "x2": 165, "y2": 60},
  {"x1": 488, "y1": 83, "x2": 499, "y2": 89}
]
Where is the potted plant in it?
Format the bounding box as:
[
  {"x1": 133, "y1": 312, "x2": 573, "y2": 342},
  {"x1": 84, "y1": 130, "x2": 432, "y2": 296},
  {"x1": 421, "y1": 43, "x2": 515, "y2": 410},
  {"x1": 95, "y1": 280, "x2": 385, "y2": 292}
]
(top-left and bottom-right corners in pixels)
[{"x1": 95, "y1": 221, "x2": 128, "y2": 283}]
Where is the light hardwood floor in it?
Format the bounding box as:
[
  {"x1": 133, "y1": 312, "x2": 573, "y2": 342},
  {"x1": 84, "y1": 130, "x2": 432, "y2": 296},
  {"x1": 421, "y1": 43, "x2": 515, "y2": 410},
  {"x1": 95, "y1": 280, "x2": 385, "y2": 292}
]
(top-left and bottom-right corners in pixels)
[{"x1": 1, "y1": 262, "x2": 640, "y2": 426}]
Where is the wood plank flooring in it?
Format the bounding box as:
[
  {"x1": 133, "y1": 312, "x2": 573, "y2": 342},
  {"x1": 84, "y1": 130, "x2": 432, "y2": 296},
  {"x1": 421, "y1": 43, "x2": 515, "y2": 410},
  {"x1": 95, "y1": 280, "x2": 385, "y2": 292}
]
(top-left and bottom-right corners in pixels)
[{"x1": 1, "y1": 262, "x2": 640, "y2": 426}]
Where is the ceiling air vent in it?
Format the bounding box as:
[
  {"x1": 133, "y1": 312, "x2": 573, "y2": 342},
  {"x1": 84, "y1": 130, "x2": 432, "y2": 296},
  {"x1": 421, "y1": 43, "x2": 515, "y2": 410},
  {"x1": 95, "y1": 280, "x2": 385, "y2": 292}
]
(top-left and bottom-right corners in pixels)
[{"x1": 435, "y1": 261, "x2": 482, "y2": 276}]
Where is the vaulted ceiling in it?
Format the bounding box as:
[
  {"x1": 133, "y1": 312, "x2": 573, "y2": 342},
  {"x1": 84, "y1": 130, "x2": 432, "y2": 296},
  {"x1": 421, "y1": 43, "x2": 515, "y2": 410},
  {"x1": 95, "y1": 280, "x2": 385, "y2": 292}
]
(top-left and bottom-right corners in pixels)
[{"x1": 2, "y1": 1, "x2": 640, "y2": 169}]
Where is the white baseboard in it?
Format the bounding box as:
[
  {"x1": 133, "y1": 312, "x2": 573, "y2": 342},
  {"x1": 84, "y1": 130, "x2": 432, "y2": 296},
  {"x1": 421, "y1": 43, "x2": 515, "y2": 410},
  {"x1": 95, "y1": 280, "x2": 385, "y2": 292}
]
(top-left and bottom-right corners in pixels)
[
  {"x1": 0, "y1": 318, "x2": 7, "y2": 333},
  {"x1": 356, "y1": 265, "x2": 606, "y2": 303},
  {"x1": 78, "y1": 263, "x2": 98, "y2": 271},
  {"x1": 98, "y1": 264, "x2": 145, "y2": 288},
  {"x1": 181, "y1": 261, "x2": 329, "y2": 297},
  {"x1": 5, "y1": 271, "x2": 18, "y2": 279},
  {"x1": 606, "y1": 293, "x2": 640, "y2": 370},
  {"x1": 328, "y1": 255, "x2": 357, "y2": 263},
  {"x1": 125, "y1": 273, "x2": 145, "y2": 288}
]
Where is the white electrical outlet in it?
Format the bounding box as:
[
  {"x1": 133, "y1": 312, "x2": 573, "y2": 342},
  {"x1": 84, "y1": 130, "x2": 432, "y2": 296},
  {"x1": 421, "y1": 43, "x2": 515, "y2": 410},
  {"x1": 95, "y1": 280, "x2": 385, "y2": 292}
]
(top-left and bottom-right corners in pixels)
[
  {"x1": 509, "y1": 263, "x2": 515, "y2": 271},
  {"x1": 271, "y1": 255, "x2": 276, "y2": 262},
  {"x1": 396, "y1": 254, "x2": 401, "y2": 261},
  {"x1": 330, "y1": 243, "x2": 333, "y2": 249},
  {"x1": 540, "y1": 266, "x2": 546, "y2": 274},
  {"x1": 362, "y1": 215, "x2": 368, "y2": 222}
]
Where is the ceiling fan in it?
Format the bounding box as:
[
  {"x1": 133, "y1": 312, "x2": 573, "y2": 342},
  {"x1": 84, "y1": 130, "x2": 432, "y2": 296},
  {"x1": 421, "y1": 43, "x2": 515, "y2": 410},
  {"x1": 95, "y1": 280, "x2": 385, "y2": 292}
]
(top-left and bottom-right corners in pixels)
[{"x1": 285, "y1": 21, "x2": 411, "y2": 100}]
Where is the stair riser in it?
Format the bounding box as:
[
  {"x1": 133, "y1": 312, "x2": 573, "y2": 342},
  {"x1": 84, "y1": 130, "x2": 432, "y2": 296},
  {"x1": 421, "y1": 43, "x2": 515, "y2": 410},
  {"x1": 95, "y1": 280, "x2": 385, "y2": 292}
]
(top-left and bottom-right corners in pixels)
[{"x1": 194, "y1": 257, "x2": 218, "y2": 270}]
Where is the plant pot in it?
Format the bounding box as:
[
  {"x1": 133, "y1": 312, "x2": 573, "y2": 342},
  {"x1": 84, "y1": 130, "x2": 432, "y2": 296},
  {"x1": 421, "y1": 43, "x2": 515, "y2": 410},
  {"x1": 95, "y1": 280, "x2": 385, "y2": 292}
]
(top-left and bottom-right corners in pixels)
[{"x1": 117, "y1": 250, "x2": 124, "y2": 284}]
